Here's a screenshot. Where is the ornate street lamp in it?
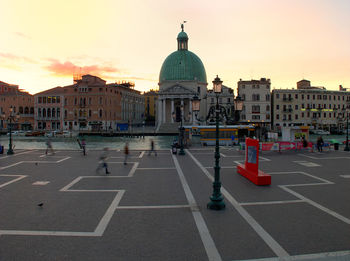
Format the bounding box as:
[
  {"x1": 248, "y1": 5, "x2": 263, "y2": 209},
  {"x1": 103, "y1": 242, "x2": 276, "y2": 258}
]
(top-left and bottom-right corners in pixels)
[
  {"x1": 1, "y1": 108, "x2": 20, "y2": 155},
  {"x1": 207, "y1": 75, "x2": 225, "y2": 210},
  {"x1": 192, "y1": 76, "x2": 243, "y2": 210}
]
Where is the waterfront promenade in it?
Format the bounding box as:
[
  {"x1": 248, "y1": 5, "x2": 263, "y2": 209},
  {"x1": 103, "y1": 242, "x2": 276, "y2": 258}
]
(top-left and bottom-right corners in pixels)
[{"x1": 1, "y1": 147, "x2": 350, "y2": 260}]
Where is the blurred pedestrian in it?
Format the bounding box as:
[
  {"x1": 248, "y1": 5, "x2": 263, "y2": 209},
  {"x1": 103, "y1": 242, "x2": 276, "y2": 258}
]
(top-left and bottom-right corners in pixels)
[
  {"x1": 317, "y1": 136, "x2": 324, "y2": 152},
  {"x1": 124, "y1": 142, "x2": 129, "y2": 165},
  {"x1": 302, "y1": 136, "x2": 308, "y2": 148},
  {"x1": 96, "y1": 147, "x2": 110, "y2": 174},
  {"x1": 81, "y1": 138, "x2": 86, "y2": 156},
  {"x1": 148, "y1": 139, "x2": 157, "y2": 156},
  {"x1": 45, "y1": 137, "x2": 54, "y2": 155}
]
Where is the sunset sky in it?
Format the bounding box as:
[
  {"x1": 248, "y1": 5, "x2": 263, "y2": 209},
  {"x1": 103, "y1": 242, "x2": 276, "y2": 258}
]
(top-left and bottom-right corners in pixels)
[{"x1": 1, "y1": 0, "x2": 350, "y2": 94}]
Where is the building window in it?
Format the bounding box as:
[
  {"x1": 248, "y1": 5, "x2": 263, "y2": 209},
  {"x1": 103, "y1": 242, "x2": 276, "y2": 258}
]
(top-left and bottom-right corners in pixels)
[
  {"x1": 266, "y1": 94, "x2": 270, "y2": 101},
  {"x1": 276, "y1": 93, "x2": 279, "y2": 99},
  {"x1": 266, "y1": 105, "x2": 270, "y2": 111},
  {"x1": 197, "y1": 86, "x2": 201, "y2": 94},
  {"x1": 295, "y1": 105, "x2": 298, "y2": 110},
  {"x1": 252, "y1": 105, "x2": 260, "y2": 113},
  {"x1": 252, "y1": 115, "x2": 260, "y2": 120},
  {"x1": 276, "y1": 105, "x2": 279, "y2": 110},
  {"x1": 38, "y1": 97, "x2": 42, "y2": 103},
  {"x1": 295, "y1": 94, "x2": 298, "y2": 99},
  {"x1": 302, "y1": 112, "x2": 304, "y2": 118},
  {"x1": 295, "y1": 114, "x2": 298, "y2": 120}
]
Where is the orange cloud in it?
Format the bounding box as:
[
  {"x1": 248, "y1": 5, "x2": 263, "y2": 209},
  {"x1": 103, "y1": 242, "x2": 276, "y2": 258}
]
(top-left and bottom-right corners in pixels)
[{"x1": 44, "y1": 59, "x2": 119, "y2": 77}]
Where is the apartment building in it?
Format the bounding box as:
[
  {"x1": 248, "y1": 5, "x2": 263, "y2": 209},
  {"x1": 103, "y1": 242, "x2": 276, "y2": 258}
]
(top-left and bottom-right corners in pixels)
[
  {"x1": 272, "y1": 80, "x2": 350, "y2": 132},
  {"x1": 237, "y1": 78, "x2": 271, "y2": 128},
  {"x1": 34, "y1": 75, "x2": 144, "y2": 131},
  {"x1": 0, "y1": 81, "x2": 34, "y2": 130},
  {"x1": 144, "y1": 89, "x2": 158, "y2": 123}
]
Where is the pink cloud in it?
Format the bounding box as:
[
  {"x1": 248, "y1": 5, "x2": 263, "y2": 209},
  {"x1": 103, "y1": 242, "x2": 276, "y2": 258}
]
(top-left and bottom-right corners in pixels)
[
  {"x1": 14, "y1": 32, "x2": 31, "y2": 39},
  {"x1": 0, "y1": 52, "x2": 35, "y2": 63},
  {"x1": 44, "y1": 59, "x2": 119, "y2": 77}
]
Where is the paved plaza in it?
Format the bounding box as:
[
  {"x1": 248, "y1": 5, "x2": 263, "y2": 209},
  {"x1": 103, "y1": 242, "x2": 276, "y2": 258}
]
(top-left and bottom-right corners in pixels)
[{"x1": 1, "y1": 147, "x2": 350, "y2": 261}]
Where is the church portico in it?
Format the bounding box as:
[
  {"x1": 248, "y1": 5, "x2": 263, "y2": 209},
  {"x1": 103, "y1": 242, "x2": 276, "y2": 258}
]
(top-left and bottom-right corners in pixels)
[{"x1": 157, "y1": 95, "x2": 195, "y2": 125}]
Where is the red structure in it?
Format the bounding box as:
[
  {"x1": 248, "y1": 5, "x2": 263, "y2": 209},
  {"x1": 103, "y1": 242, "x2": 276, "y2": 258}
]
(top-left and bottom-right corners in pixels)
[{"x1": 237, "y1": 138, "x2": 271, "y2": 185}]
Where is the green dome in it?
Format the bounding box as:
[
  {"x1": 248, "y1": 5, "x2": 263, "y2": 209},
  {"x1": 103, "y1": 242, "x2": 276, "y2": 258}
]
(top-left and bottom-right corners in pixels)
[
  {"x1": 177, "y1": 31, "x2": 188, "y2": 40},
  {"x1": 159, "y1": 50, "x2": 207, "y2": 83}
]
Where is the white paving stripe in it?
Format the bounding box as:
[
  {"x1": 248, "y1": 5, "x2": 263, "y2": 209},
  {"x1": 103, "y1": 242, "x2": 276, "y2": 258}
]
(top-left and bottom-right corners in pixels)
[
  {"x1": 0, "y1": 157, "x2": 71, "y2": 170},
  {"x1": 340, "y1": 175, "x2": 350, "y2": 178},
  {"x1": 0, "y1": 175, "x2": 27, "y2": 188},
  {"x1": 116, "y1": 205, "x2": 191, "y2": 209},
  {"x1": 238, "y1": 250, "x2": 350, "y2": 261},
  {"x1": 293, "y1": 161, "x2": 321, "y2": 167},
  {"x1": 280, "y1": 186, "x2": 350, "y2": 225},
  {"x1": 298, "y1": 154, "x2": 350, "y2": 160},
  {"x1": 172, "y1": 154, "x2": 222, "y2": 261},
  {"x1": 240, "y1": 200, "x2": 304, "y2": 206},
  {"x1": 186, "y1": 149, "x2": 290, "y2": 258},
  {"x1": 0, "y1": 150, "x2": 38, "y2": 159}
]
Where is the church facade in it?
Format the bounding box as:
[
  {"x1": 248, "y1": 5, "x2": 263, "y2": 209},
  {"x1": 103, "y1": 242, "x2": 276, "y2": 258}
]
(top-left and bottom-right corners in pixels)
[{"x1": 157, "y1": 25, "x2": 208, "y2": 130}]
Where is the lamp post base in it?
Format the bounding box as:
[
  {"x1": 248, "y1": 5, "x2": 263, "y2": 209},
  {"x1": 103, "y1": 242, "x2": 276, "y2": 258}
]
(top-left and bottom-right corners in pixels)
[
  {"x1": 179, "y1": 148, "x2": 185, "y2": 155},
  {"x1": 207, "y1": 197, "x2": 225, "y2": 210},
  {"x1": 7, "y1": 149, "x2": 14, "y2": 155},
  {"x1": 345, "y1": 146, "x2": 350, "y2": 151}
]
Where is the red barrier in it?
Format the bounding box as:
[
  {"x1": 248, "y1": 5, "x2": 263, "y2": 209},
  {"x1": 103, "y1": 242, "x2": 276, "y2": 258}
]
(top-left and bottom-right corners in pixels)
[{"x1": 237, "y1": 138, "x2": 271, "y2": 185}]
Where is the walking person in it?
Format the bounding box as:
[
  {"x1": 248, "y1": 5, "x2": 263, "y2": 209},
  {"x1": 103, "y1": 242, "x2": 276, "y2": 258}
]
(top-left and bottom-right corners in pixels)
[
  {"x1": 148, "y1": 139, "x2": 157, "y2": 156},
  {"x1": 81, "y1": 138, "x2": 86, "y2": 156},
  {"x1": 124, "y1": 142, "x2": 129, "y2": 165},
  {"x1": 96, "y1": 147, "x2": 110, "y2": 174},
  {"x1": 317, "y1": 136, "x2": 324, "y2": 152},
  {"x1": 45, "y1": 137, "x2": 55, "y2": 155}
]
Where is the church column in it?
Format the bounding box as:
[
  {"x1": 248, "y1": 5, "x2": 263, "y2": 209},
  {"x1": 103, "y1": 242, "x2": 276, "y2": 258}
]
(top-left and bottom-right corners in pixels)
[
  {"x1": 181, "y1": 99, "x2": 184, "y2": 123},
  {"x1": 162, "y1": 98, "x2": 166, "y2": 123},
  {"x1": 171, "y1": 99, "x2": 174, "y2": 123},
  {"x1": 189, "y1": 98, "x2": 193, "y2": 124},
  {"x1": 158, "y1": 99, "x2": 162, "y2": 124}
]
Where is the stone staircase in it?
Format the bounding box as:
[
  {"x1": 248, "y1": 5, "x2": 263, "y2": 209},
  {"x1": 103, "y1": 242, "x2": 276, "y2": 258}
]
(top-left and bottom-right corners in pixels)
[{"x1": 157, "y1": 122, "x2": 181, "y2": 134}]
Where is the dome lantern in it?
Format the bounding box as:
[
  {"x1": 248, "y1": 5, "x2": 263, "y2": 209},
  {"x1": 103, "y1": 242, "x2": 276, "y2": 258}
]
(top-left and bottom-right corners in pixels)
[{"x1": 177, "y1": 23, "x2": 188, "y2": 51}]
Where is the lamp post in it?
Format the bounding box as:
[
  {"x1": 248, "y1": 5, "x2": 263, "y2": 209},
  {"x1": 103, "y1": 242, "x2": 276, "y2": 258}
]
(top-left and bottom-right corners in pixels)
[
  {"x1": 192, "y1": 76, "x2": 243, "y2": 210},
  {"x1": 179, "y1": 104, "x2": 185, "y2": 155},
  {"x1": 2, "y1": 108, "x2": 20, "y2": 155},
  {"x1": 345, "y1": 109, "x2": 349, "y2": 151}
]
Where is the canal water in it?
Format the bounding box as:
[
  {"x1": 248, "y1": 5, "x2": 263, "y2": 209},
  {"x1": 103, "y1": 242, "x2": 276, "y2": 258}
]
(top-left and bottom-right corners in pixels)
[
  {"x1": 0, "y1": 134, "x2": 347, "y2": 151},
  {"x1": 0, "y1": 135, "x2": 182, "y2": 150}
]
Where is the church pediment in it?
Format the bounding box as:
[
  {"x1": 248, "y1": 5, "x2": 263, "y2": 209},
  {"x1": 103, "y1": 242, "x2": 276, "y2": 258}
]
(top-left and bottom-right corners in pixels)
[{"x1": 160, "y1": 84, "x2": 196, "y2": 95}]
